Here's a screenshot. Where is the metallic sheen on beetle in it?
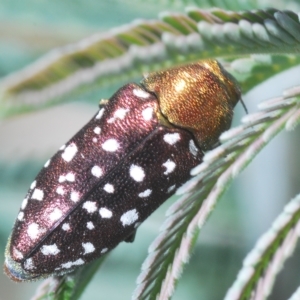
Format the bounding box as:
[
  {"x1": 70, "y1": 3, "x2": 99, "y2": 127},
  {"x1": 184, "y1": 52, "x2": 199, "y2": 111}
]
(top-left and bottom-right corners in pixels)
[{"x1": 4, "y1": 60, "x2": 241, "y2": 281}]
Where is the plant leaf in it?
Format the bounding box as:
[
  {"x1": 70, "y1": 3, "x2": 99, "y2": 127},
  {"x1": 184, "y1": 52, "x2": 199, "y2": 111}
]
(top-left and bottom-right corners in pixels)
[
  {"x1": 225, "y1": 194, "x2": 300, "y2": 300},
  {"x1": 132, "y1": 85, "x2": 300, "y2": 300},
  {"x1": 31, "y1": 254, "x2": 107, "y2": 300},
  {"x1": 227, "y1": 54, "x2": 300, "y2": 93},
  {"x1": 2, "y1": 8, "x2": 300, "y2": 116},
  {"x1": 288, "y1": 284, "x2": 300, "y2": 300},
  {"x1": 135, "y1": 0, "x2": 295, "y2": 11}
]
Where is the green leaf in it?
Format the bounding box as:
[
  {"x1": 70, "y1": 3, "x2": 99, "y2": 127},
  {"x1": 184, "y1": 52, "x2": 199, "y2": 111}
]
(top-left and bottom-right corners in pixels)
[
  {"x1": 225, "y1": 194, "x2": 300, "y2": 300},
  {"x1": 2, "y1": 8, "x2": 300, "y2": 117},
  {"x1": 31, "y1": 255, "x2": 107, "y2": 300},
  {"x1": 228, "y1": 55, "x2": 300, "y2": 93}
]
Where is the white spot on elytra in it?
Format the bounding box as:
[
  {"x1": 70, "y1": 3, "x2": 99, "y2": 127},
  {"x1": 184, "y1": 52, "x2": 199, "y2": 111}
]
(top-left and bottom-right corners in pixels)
[
  {"x1": 44, "y1": 159, "x2": 50, "y2": 168},
  {"x1": 138, "y1": 189, "x2": 152, "y2": 198},
  {"x1": 83, "y1": 201, "x2": 97, "y2": 213},
  {"x1": 93, "y1": 137, "x2": 97, "y2": 143},
  {"x1": 120, "y1": 209, "x2": 139, "y2": 226},
  {"x1": 62, "y1": 143, "x2": 78, "y2": 162},
  {"x1": 115, "y1": 108, "x2": 129, "y2": 118},
  {"x1": 107, "y1": 108, "x2": 129, "y2": 123},
  {"x1": 49, "y1": 208, "x2": 63, "y2": 222},
  {"x1": 142, "y1": 107, "x2": 153, "y2": 121},
  {"x1": 103, "y1": 183, "x2": 114, "y2": 193},
  {"x1": 82, "y1": 242, "x2": 95, "y2": 254},
  {"x1": 189, "y1": 139, "x2": 198, "y2": 156},
  {"x1": 94, "y1": 126, "x2": 101, "y2": 134},
  {"x1": 59, "y1": 175, "x2": 65, "y2": 183},
  {"x1": 167, "y1": 185, "x2": 176, "y2": 193},
  {"x1": 102, "y1": 139, "x2": 119, "y2": 152},
  {"x1": 164, "y1": 133, "x2": 180, "y2": 145},
  {"x1": 30, "y1": 181, "x2": 36, "y2": 189},
  {"x1": 18, "y1": 212, "x2": 24, "y2": 221},
  {"x1": 56, "y1": 186, "x2": 65, "y2": 195},
  {"x1": 129, "y1": 164, "x2": 145, "y2": 182},
  {"x1": 61, "y1": 258, "x2": 84, "y2": 269},
  {"x1": 24, "y1": 258, "x2": 35, "y2": 270},
  {"x1": 66, "y1": 172, "x2": 75, "y2": 182},
  {"x1": 95, "y1": 108, "x2": 105, "y2": 119},
  {"x1": 13, "y1": 247, "x2": 23, "y2": 259},
  {"x1": 70, "y1": 191, "x2": 80, "y2": 202},
  {"x1": 27, "y1": 223, "x2": 44, "y2": 240},
  {"x1": 99, "y1": 207, "x2": 113, "y2": 219},
  {"x1": 21, "y1": 198, "x2": 28, "y2": 209},
  {"x1": 101, "y1": 248, "x2": 108, "y2": 254},
  {"x1": 41, "y1": 244, "x2": 60, "y2": 255},
  {"x1": 91, "y1": 165, "x2": 103, "y2": 178},
  {"x1": 87, "y1": 221, "x2": 95, "y2": 230},
  {"x1": 59, "y1": 172, "x2": 75, "y2": 183},
  {"x1": 162, "y1": 159, "x2": 176, "y2": 175},
  {"x1": 133, "y1": 88, "x2": 150, "y2": 98},
  {"x1": 62, "y1": 223, "x2": 70, "y2": 231},
  {"x1": 31, "y1": 188, "x2": 44, "y2": 201}
]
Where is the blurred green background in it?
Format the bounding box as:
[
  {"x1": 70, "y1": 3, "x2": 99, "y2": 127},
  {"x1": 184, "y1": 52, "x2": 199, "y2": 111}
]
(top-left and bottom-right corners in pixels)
[{"x1": 1, "y1": 1, "x2": 300, "y2": 299}]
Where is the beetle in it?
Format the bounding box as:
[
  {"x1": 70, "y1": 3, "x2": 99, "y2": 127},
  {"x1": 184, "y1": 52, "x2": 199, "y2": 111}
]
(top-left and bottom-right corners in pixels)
[{"x1": 4, "y1": 59, "x2": 241, "y2": 281}]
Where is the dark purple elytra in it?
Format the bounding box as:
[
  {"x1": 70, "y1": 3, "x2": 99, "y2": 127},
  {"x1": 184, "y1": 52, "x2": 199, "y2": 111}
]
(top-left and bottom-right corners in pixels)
[{"x1": 4, "y1": 60, "x2": 241, "y2": 281}]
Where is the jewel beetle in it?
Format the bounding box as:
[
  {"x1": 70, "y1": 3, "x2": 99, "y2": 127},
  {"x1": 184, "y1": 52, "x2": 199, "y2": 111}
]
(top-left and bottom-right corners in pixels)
[{"x1": 4, "y1": 59, "x2": 241, "y2": 281}]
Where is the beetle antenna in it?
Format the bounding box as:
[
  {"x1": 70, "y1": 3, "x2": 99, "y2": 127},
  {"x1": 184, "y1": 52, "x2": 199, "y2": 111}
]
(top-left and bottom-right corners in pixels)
[{"x1": 240, "y1": 98, "x2": 248, "y2": 114}]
